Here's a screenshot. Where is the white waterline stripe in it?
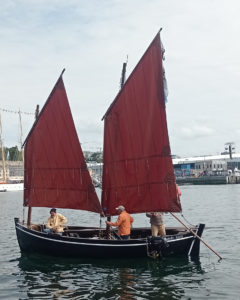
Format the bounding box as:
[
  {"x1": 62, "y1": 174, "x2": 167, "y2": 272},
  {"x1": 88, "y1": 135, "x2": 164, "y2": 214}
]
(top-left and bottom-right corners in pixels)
[
  {"x1": 16, "y1": 225, "x2": 193, "y2": 247},
  {"x1": 167, "y1": 236, "x2": 193, "y2": 242},
  {"x1": 16, "y1": 225, "x2": 146, "y2": 247}
]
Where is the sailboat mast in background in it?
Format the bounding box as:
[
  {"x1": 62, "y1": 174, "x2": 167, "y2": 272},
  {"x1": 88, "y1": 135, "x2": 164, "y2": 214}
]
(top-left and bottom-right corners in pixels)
[
  {"x1": 18, "y1": 110, "x2": 24, "y2": 163},
  {"x1": 0, "y1": 113, "x2": 7, "y2": 183}
]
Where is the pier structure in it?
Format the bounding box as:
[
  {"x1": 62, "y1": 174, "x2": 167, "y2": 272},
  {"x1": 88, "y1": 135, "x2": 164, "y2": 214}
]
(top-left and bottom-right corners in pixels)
[
  {"x1": 173, "y1": 143, "x2": 240, "y2": 184},
  {"x1": 0, "y1": 161, "x2": 23, "y2": 182},
  {"x1": 2, "y1": 147, "x2": 240, "y2": 185}
]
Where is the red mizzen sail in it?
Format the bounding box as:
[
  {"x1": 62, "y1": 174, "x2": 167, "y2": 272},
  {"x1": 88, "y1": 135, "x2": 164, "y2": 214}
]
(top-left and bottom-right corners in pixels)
[
  {"x1": 101, "y1": 32, "x2": 182, "y2": 216},
  {"x1": 24, "y1": 72, "x2": 102, "y2": 214}
]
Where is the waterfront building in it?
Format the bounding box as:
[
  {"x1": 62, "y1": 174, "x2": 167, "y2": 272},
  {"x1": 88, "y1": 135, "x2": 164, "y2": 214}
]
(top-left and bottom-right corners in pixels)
[
  {"x1": 173, "y1": 143, "x2": 240, "y2": 177},
  {"x1": 0, "y1": 161, "x2": 24, "y2": 183}
]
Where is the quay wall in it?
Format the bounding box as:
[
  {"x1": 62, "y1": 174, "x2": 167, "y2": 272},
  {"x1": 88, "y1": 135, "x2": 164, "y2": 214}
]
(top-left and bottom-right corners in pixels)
[{"x1": 176, "y1": 175, "x2": 227, "y2": 185}]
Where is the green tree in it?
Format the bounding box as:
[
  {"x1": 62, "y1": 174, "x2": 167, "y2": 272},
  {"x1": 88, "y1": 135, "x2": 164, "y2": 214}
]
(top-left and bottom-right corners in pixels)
[
  {"x1": 7, "y1": 146, "x2": 22, "y2": 161},
  {"x1": 89, "y1": 152, "x2": 103, "y2": 163}
]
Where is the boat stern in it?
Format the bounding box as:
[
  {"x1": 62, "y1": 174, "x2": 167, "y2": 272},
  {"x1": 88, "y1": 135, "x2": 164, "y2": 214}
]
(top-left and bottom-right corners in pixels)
[{"x1": 188, "y1": 223, "x2": 205, "y2": 257}]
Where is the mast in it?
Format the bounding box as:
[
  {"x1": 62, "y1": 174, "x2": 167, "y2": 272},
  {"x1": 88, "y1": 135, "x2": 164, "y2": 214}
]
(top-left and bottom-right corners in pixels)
[
  {"x1": 0, "y1": 113, "x2": 7, "y2": 183},
  {"x1": 120, "y1": 56, "x2": 128, "y2": 90},
  {"x1": 105, "y1": 59, "x2": 128, "y2": 238},
  {"x1": 27, "y1": 105, "x2": 39, "y2": 226}
]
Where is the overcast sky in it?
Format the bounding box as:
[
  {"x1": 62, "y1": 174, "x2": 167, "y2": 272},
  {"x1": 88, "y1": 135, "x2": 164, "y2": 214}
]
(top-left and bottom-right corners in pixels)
[{"x1": 1, "y1": 0, "x2": 240, "y2": 157}]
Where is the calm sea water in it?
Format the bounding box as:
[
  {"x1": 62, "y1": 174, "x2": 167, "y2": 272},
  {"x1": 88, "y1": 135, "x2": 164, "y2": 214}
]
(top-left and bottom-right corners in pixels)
[{"x1": 0, "y1": 185, "x2": 239, "y2": 300}]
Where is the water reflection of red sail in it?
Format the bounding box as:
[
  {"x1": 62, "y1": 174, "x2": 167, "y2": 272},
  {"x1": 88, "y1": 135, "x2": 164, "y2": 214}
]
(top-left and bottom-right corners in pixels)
[{"x1": 15, "y1": 31, "x2": 205, "y2": 259}]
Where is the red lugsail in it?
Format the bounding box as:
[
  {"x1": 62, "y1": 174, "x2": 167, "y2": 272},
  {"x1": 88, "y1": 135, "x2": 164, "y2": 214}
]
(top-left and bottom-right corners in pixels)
[
  {"x1": 24, "y1": 73, "x2": 102, "y2": 214},
  {"x1": 101, "y1": 32, "x2": 182, "y2": 216}
]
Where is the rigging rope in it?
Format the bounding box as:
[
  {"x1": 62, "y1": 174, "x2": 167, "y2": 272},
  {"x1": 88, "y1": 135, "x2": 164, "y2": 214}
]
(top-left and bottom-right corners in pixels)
[
  {"x1": 0, "y1": 107, "x2": 34, "y2": 115},
  {"x1": 180, "y1": 213, "x2": 195, "y2": 227}
]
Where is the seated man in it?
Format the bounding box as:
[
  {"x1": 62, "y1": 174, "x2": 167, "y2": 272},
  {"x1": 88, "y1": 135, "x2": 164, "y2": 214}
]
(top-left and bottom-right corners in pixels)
[{"x1": 44, "y1": 208, "x2": 67, "y2": 234}]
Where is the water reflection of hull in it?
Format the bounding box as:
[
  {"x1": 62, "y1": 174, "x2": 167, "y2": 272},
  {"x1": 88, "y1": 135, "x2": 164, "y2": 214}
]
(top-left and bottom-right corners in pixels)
[
  {"x1": 15, "y1": 218, "x2": 205, "y2": 259},
  {"x1": 17, "y1": 252, "x2": 204, "y2": 300}
]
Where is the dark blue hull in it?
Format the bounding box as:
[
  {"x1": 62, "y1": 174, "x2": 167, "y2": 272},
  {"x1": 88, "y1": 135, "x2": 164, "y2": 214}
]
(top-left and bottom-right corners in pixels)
[{"x1": 14, "y1": 218, "x2": 205, "y2": 259}]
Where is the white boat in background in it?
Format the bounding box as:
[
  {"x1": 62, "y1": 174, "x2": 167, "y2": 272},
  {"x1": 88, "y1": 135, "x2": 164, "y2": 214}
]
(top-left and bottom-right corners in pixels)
[{"x1": 0, "y1": 182, "x2": 23, "y2": 192}]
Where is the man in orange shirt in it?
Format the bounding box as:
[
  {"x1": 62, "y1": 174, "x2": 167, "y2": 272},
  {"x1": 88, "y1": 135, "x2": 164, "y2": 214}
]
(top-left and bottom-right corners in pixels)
[{"x1": 106, "y1": 205, "x2": 134, "y2": 239}]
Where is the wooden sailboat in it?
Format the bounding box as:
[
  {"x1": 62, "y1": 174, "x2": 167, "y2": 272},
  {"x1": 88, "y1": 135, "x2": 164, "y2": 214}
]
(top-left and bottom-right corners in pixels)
[{"x1": 15, "y1": 32, "x2": 205, "y2": 259}]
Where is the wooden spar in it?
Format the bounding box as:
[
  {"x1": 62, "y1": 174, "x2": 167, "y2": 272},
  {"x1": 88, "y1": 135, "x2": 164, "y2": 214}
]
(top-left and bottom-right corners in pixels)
[
  {"x1": 27, "y1": 206, "x2": 32, "y2": 226},
  {"x1": 170, "y1": 212, "x2": 222, "y2": 260},
  {"x1": 27, "y1": 105, "x2": 40, "y2": 226}
]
